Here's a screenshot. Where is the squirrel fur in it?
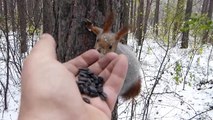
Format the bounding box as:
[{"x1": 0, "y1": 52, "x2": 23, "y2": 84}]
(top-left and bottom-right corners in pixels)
[{"x1": 85, "y1": 12, "x2": 141, "y2": 100}]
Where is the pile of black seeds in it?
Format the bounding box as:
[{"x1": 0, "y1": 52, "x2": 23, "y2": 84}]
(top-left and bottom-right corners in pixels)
[{"x1": 76, "y1": 68, "x2": 107, "y2": 104}]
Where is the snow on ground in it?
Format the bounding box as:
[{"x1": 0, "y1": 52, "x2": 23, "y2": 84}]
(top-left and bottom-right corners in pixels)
[
  {"x1": 0, "y1": 34, "x2": 213, "y2": 120},
  {"x1": 0, "y1": 84, "x2": 20, "y2": 120},
  {"x1": 118, "y1": 36, "x2": 213, "y2": 120}
]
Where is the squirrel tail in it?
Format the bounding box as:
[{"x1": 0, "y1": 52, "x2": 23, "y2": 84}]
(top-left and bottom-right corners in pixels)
[{"x1": 121, "y1": 79, "x2": 141, "y2": 100}]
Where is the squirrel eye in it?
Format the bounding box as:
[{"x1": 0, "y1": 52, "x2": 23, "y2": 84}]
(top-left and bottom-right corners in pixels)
[{"x1": 109, "y1": 45, "x2": 112, "y2": 49}]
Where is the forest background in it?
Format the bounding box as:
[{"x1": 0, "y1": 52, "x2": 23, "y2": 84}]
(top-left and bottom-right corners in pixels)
[{"x1": 0, "y1": 0, "x2": 213, "y2": 120}]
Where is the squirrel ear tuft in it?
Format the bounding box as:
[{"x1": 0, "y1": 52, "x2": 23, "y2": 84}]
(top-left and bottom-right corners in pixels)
[
  {"x1": 115, "y1": 26, "x2": 129, "y2": 40},
  {"x1": 103, "y1": 11, "x2": 114, "y2": 33}
]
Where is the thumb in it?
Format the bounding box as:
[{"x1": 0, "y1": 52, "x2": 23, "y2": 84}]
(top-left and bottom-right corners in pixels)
[{"x1": 30, "y1": 33, "x2": 57, "y2": 60}]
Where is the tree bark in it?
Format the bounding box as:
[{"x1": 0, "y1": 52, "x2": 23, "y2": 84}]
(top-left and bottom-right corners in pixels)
[
  {"x1": 202, "y1": 0, "x2": 213, "y2": 43},
  {"x1": 153, "y1": 0, "x2": 160, "y2": 35},
  {"x1": 3, "y1": 0, "x2": 10, "y2": 110},
  {"x1": 120, "y1": 0, "x2": 129, "y2": 44},
  {"x1": 8, "y1": 0, "x2": 16, "y2": 32},
  {"x1": 133, "y1": 0, "x2": 137, "y2": 31},
  {"x1": 208, "y1": 0, "x2": 213, "y2": 43},
  {"x1": 201, "y1": 0, "x2": 209, "y2": 15},
  {"x1": 33, "y1": 0, "x2": 41, "y2": 28},
  {"x1": 163, "y1": 0, "x2": 170, "y2": 35},
  {"x1": 26, "y1": 0, "x2": 33, "y2": 19},
  {"x1": 181, "y1": 0, "x2": 193, "y2": 48},
  {"x1": 43, "y1": 0, "x2": 54, "y2": 33},
  {"x1": 17, "y1": 0, "x2": 27, "y2": 53},
  {"x1": 0, "y1": 0, "x2": 2, "y2": 15},
  {"x1": 143, "y1": 0, "x2": 152, "y2": 40},
  {"x1": 135, "y1": 0, "x2": 144, "y2": 43},
  {"x1": 138, "y1": 0, "x2": 152, "y2": 60},
  {"x1": 207, "y1": 0, "x2": 213, "y2": 19},
  {"x1": 172, "y1": 0, "x2": 185, "y2": 42},
  {"x1": 130, "y1": 0, "x2": 134, "y2": 30},
  {"x1": 52, "y1": 0, "x2": 124, "y2": 62}
]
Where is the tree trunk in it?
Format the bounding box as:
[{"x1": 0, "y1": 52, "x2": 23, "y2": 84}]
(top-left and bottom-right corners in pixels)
[
  {"x1": 143, "y1": 0, "x2": 152, "y2": 40},
  {"x1": 202, "y1": 0, "x2": 213, "y2": 43},
  {"x1": 172, "y1": 0, "x2": 185, "y2": 42},
  {"x1": 207, "y1": 0, "x2": 213, "y2": 19},
  {"x1": 163, "y1": 0, "x2": 170, "y2": 35},
  {"x1": 135, "y1": 0, "x2": 144, "y2": 44},
  {"x1": 43, "y1": 0, "x2": 54, "y2": 34},
  {"x1": 26, "y1": 0, "x2": 33, "y2": 19},
  {"x1": 8, "y1": 0, "x2": 16, "y2": 32},
  {"x1": 52, "y1": 0, "x2": 124, "y2": 62},
  {"x1": 133, "y1": 0, "x2": 137, "y2": 31},
  {"x1": 120, "y1": 0, "x2": 129, "y2": 44},
  {"x1": 33, "y1": 0, "x2": 41, "y2": 28},
  {"x1": 138, "y1": 0, "x2": 152, "y2": 60},
  {"x1": 201, "y1": 0, "x2": 209, "y2": 15},
  {"x1": 26, "y1": 0, "x2": 41, "y2": 32},
  {"x1": 0, "y1": 0, "x2": 2, "y2": 15},
  {"x1": 130, "y1": 0, "x2": 134, "y2": 30},
  {"x1": 3, "y1": 0, "x2": 10, "y2": 110},
  {"x1": 208, "y1": 0, "x2": 213, "y2": 43},
  {"x1": 17, "y1": 0, "x2": 27, "y2": 53},
  {"x1": 26, "y1": 0, "x2": 33, "y2": 30},
  {"x1": 153, "y1": 0, "x2": 160, "y2": 35},
  {"x1": 181, "y1": 0, "x2": 193, "y2": 48}
]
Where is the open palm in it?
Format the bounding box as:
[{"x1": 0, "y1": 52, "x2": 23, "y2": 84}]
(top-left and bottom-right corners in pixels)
[{"x1": 18, "y1": 34, "x2": 128, "y2": 120}]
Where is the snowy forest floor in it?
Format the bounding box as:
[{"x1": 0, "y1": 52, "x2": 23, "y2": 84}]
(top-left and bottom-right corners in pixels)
[{"x1": 118, "y1": 35, "x2": 213, "y2": 120}]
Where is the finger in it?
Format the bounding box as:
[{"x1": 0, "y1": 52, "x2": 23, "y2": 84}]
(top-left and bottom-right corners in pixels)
[
  {"x1": 30, "y1": 33, "x2": 57, "y2": 60},
  {"x1": 88, "y1": 52, "x2": 118, "y2": 75},
  {"x1": 64, "y1": 49, "x2": 100, "y2": 76},
  {"x1": 84, "y1": 97, "x2": 112, "y2": 118},
  {"x1": 100, "y1": 54, "x2": 128, "y2": 110}
]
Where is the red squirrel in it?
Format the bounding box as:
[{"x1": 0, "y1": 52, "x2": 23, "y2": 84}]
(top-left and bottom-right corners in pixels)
[{"x1": 85, "y1": 12, "x2": 141, "y2": 100}]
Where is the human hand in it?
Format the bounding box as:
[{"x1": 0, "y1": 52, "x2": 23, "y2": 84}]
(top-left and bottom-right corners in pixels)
[{"x1": 18, "y1": 34, "x2": 128, "y2": 120}]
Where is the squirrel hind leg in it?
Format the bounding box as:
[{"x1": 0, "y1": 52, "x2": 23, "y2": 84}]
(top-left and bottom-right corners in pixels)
[{"x1": 121, "y1": 79, "x2": 141, "y2": 100}]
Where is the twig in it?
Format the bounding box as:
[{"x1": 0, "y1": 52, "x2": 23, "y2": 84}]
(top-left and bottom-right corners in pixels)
[
  {"x1": 188, "y1": 108, "x2": 213, "y2": 120},
  {"x1": 207, "y1": 45, "x2": 213, "y2": 81},
  {"x1": 130, "y1": 99, "x2": 135, "y2": 120},
  {"x1": 142, "y1": 37, "x2": 170, "y2": 120},
  {"x1": 182, "y1": 46, "x2": 201, "y2": 90},
  {"x1": 118, "y1": 100, "x2": 132, "y2": 116},
  {"x1": 141, "y1": 16, "x2": 175, "y2": 120}
]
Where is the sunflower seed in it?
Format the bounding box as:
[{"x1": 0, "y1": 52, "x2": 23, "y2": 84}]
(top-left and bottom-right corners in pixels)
[
  {"x1": 82, "y1": 97, "x2": 90, "y2": 104},
  {"x1": 76, "y1": 68, "x2": 107, "y2": 102}
]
